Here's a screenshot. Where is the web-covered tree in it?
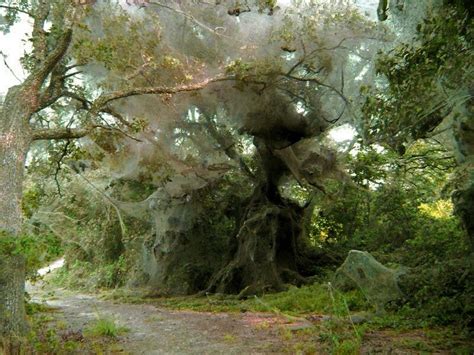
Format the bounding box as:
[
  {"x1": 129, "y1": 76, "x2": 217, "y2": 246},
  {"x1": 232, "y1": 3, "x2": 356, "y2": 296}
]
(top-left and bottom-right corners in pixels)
[
  {"x1": 0, "y1": 0, "x2": 383, "y2": 336},
  {"x1": 61, "y1": 1, "x2": 380, "y2": 296}
]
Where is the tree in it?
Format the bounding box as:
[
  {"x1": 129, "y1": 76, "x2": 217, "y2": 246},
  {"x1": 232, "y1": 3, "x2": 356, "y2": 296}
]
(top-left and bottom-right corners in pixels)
[
  {"x1": 362, "y1": 0, "x2": 474, "y2": 248},
  {"x1": 75, "y1": 1, "x2": 378, "y2": 296}
]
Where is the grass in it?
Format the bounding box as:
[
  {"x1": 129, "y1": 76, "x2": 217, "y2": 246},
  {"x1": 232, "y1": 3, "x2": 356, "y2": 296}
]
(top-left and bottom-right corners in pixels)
[
  {"x1": 0, "y1": 314, "x2": 119, "y2": 354},
  {"x1": 84, "y1": 317, "x2": 129, "y2": 338},
  {"x1": 103, "y1": 283, "x2": 369, "y2": 316}
]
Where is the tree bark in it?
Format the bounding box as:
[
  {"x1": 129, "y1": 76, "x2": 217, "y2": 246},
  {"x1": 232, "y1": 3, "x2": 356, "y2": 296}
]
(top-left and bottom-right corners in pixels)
[
  {"x1": 452, "y1": 94, "x2": 474, "y2": 250},
  {"x1": 0, "y1": 85, "x2": 33, "y2": 337},
  {"x1": 0, "y1": 86, "x2": 31, "y2": 234},
  {"x1": 0, "y1": 256, "x2": 27, "y2": 337}
]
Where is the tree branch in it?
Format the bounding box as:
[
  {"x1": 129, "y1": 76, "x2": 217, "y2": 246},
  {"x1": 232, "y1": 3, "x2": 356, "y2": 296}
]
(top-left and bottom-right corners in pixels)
[
  {"x1": 0, "y1": 51, "x2": 22, "y2": 82},
  {"x1": 100, "y1": 106, "x2": 134, "y2": 129},
  {"x1": 92, "y1": 76, "x2": 231, "y2": 108},
  {"x1": 31, "y1": 127, "x2": 90, "y2": 141},
  {"x1": 31, "y1": 3, "x2": 50, "y2": 62},
  {"x1": 149, "y1": 1, "x2": 230, "y2": 38},
  {"x1": 63, "y1": 91, "x2": 92, "y2": 109},
  {"x1": 32, "y1": 29, "x2": 73, "y2": 87},
  {"x1": 0, "y1": 5, "x2": 33, "y2": 17},
  {"x1": 53, "y1": 140, "x2": 72, "y2": 196}
]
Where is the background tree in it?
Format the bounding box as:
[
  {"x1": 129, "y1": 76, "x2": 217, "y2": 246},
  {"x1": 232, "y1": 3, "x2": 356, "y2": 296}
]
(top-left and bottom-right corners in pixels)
[{"x1": 362, "y1": 0, "x2": 474, "y2": 248}]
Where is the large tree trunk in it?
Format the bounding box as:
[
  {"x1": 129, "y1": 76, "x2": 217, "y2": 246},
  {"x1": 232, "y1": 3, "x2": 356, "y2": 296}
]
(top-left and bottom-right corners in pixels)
[
  {"x1": 0, "y1": 256, "x2": 27, "y2": 337},
  {"x1": 206, "y1": 141, "x2": 312, "y2": 297},
  {"x1": 0, "y1": 85, "x2": 33, "y2": 337},
  {"x1": 0, "y1": 86, "x2": 31, "y2": 234},
  {"x1": 206, "y1": 183, "x2": 309, "y2": 297}
]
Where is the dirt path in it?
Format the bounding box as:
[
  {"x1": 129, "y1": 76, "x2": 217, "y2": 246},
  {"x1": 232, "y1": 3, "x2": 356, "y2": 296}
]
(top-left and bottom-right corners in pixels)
[{"x1": 27, "y1": 272, "x2": 298, "y2": 354}]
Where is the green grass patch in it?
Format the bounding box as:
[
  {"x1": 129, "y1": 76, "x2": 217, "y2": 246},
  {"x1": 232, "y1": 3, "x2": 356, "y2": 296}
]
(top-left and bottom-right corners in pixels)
[
  {"x1": 84, "y1": 317, "x2": 129, "y2": 338},
  {"x1": 110, "y1": 283, "x2": 370, "y2": 316}
]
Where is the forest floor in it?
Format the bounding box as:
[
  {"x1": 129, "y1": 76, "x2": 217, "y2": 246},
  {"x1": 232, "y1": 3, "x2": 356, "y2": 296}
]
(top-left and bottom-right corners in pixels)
[{"x1": 25, "y1": 262, "x2": 473, "y2": 354}]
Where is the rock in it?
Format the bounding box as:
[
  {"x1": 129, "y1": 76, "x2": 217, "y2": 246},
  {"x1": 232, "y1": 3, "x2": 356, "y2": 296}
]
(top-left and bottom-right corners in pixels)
[
  {"x1": 286, "y1": 321, "x2": 314, "y2": 331},
  {"x1": 334, "y1": 250, "x2": 406, "y2": 314},
  {"x1": 350, "y1": 314, "x2": 368, "y2": 324}
]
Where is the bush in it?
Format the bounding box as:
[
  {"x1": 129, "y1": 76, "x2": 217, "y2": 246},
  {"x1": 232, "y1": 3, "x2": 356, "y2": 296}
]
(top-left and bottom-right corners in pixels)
[
  {"x1": 400, "y1": 258, "x2": 474, "y2": 328},
  {"x1": 0, "y1": 231, "x2": 63, "y2": 279}
]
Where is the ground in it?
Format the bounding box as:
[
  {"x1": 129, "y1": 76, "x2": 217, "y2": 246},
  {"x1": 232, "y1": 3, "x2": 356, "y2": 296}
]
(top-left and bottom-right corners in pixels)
[
  {"x1": 27, "y1": 270, "x2": 308, "y2": 354},
  {"x1": 24, "y1": 261, "x2": 474, "y2": 354},
  {"x1": 30, "y1": 288, "x2": 290, "y2": 354}
]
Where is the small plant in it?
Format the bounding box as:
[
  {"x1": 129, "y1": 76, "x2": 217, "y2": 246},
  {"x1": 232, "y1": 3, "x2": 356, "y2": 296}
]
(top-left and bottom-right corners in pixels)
[
  {"x1": 84, "y1": 317, "x2": 128, "y2": 338},
  {"x1": 323, "y1": 283, "x2": 362, "y2": 354},
  {"x1": 223, "y1": 334, "x2": 236, "y2": 342}
]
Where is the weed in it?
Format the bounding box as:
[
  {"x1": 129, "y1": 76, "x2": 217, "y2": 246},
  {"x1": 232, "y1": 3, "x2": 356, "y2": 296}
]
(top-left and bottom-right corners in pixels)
[
  {"x1": 84, "y1": 317, "x2": 129, "y2": 338},
  {"x1": 223, "y1": 334, "x2": 237, "y2": 342},
  {"x1": 55, "y1": 320, "x2": 68, "y2": 330},
  {"x1": 278, "y1": 326, "x2": 293, "y2": 341}
]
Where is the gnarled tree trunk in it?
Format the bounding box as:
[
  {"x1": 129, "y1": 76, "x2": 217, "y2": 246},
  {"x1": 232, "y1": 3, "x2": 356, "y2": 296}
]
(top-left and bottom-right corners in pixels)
[
  {"x1": 207, "y1": 185, "x2": 308, "y2": 297},
  {"x1": 207, "y1": 141, "x2": 313, "y2": 297}
]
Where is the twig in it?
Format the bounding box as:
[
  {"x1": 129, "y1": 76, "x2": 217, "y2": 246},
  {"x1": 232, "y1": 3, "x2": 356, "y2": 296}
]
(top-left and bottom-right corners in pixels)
[
  {"x1": 0, "y1": 51, "x2": 22, "y2": 82},
  {"x1": 53, "y1": 140, "x2": 72, "y2": 197}
]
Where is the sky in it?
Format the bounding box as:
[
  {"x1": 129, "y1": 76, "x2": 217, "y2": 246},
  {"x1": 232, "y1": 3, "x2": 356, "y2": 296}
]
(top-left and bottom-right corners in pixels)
[{"x1": 0, "y1": 14, "x2": 31, "y2": 95}]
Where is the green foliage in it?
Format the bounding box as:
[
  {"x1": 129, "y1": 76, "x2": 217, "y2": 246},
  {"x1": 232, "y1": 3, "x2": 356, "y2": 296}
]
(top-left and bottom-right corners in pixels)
[
  {"x1": 362, "y1": 3, "x2": 473, "y2": 149},
  {"x1": 73, "y1": 6, "x2": 161, "y2": 75},
  {"x1": 52, "y1": 257, "x2": 128, "y2": 290},
  {"x1": 399, "y1": 258, "x2": 474, "y2": 327},
  {"x1": 304, "y1": 137, "x2": 471, "y2": 328},
  {"x1": 21, "y1": 185, "x2": 44, "y2": 219},
  {"x1": 225, "y1": 58, "x2": 281, "y2": 82},
  {"x1": 253, "y1": 283, "x2": 369, "y2": 315}
]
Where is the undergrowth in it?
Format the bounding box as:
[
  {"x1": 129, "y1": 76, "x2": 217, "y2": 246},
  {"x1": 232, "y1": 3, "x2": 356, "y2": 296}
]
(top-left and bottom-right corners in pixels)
[
  {"x1": 0, "y1": 305, "x2": 122, "y2": 354},
  {"x1": 51, "y1": 257, "x2": 128, "y2": 290},
  {"x1": 0, "y1": 231, "x2": 63, "y2": 279}
]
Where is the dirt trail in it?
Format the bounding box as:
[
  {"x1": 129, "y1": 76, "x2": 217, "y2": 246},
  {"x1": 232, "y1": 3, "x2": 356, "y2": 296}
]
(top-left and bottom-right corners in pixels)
[{"x1": 27, "y1": 271, "x2": 297, "y2": 354}]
